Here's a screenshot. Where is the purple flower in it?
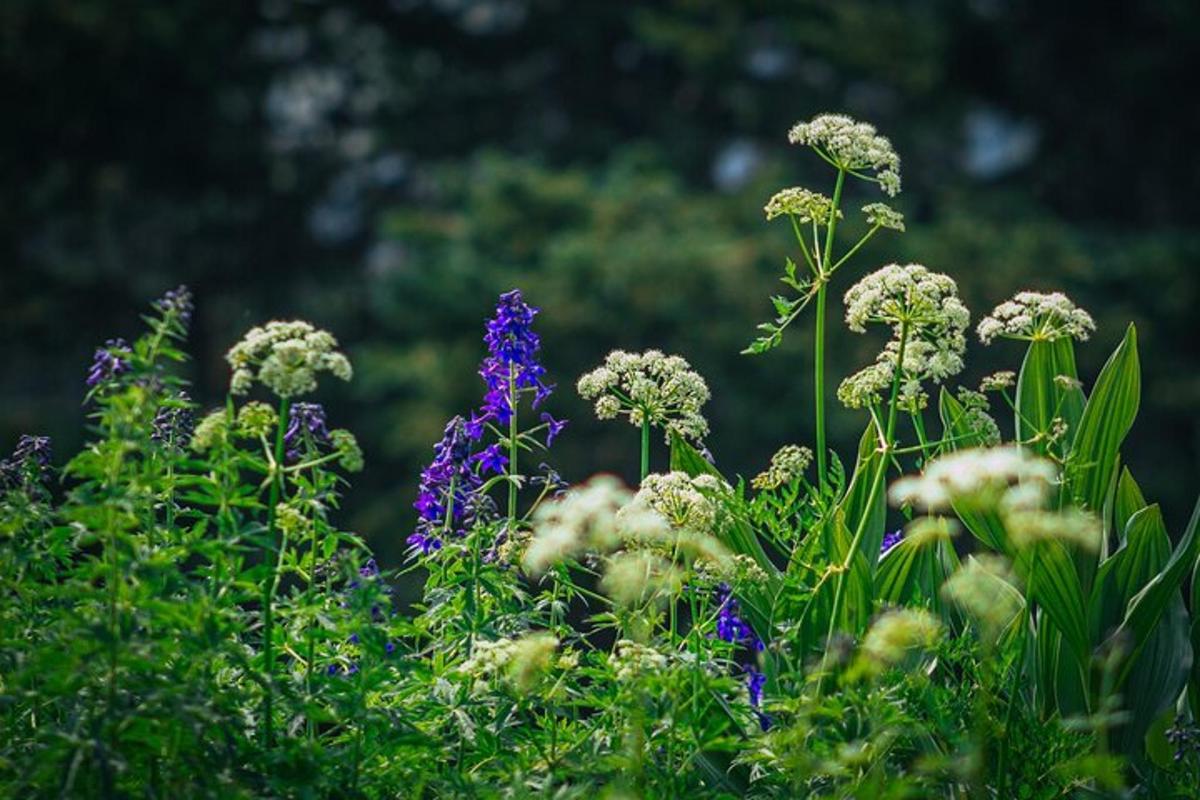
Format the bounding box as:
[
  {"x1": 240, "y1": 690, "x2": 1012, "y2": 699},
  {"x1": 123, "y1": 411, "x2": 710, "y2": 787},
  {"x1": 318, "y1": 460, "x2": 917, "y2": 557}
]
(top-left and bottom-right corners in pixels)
[
  {"x1": 0, "y1": 435, "x2": 53, "y2": 493},
  {"x1": 151, "y1": 392, "x2": 194, "y2": 452},
  {"x1": 476, "y1": 290, "x2": 552, "y2": 425},
  {"x1": 881, "y1": 529, "x2": 903, "y2": 555},
  {"x1": 153, "y1": 285, "x2": 194, "y2": 327},
  {"x1": 715, "y1": 583, "x2": 763, "y2": 651},
  {"x1": 746, "y1": 666, "x2": 766, "y2": 707},
  {"x1": 472, "y1": 444, "x2": 509, "y2": 475},
  {"x1": 285, "y1": 402, "x2": 330, "y2": 462},
  {"x1": 540, "y1": 412, "x2": 568, "y2": 446},
  {"x1": 407, "y1": 416, "x2": 492, "y2": 556},
  {"x1": 86, "y1": 338, "x2": 131, "y2": 389}
]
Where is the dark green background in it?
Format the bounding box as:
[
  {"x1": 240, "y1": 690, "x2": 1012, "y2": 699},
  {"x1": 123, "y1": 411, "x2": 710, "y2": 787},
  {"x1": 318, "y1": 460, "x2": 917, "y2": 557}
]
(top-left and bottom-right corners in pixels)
[{"x1": 3, "y1": 1, "x2": 1198, "y2": 568}]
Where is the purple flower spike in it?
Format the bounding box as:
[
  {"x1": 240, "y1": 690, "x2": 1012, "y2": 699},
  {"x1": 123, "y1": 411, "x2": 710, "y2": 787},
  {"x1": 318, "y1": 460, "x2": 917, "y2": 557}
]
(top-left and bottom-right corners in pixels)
[
  {"x1": 476, "y1": 289, "x2": 552, "y2": 424},
  {"x1": 285, "y1": 402, "x2": 330, "y2": 461},
  {"x1": 715, "y1": 583, "x2": 763, "y2": 651},
  {"x1": 472, "y1": 444, "x2": 509, "y2": 475},
  {"x1": 86, "y1": 338, "x2": 131, "y2": 389},
  {"x1": 407, "y1": 415, "x2": 492, "y2": 556},
  {"x1": 540, "y1": 412, "x2": 568, "y2": 447},
  {"x1": 881, "y1": 529, "x2": 903, "y2": 555}
]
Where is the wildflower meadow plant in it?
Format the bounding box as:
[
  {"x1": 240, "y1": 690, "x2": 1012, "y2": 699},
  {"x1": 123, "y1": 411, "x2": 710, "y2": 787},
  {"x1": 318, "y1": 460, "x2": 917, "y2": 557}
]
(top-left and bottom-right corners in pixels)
[{"x1": 2, "y1": 113, "x2": 1199, "y2": 798}]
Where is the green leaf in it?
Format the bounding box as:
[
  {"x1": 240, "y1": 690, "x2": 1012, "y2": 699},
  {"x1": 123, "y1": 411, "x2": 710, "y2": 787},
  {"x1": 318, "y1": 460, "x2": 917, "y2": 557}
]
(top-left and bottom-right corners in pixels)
[
  {"x1": 1065, "y1": 324, "x2": 1140, "y2": 517},
  {"x1": 837, "y1": 423, "x2": 887, "y2": 576},
  {"x1": 1017, "y1": 540, "x2": 1090, "y2": 669},
  {"x1": 1113, "y1": 467, "x2": 1147, "y2": 545},
  {"x1": 1015, "y1": 337, "x2": 1086, "y2": 456},
  {"x1": 1112, "y1": 491, "x2": 1200, "y2": 686}
]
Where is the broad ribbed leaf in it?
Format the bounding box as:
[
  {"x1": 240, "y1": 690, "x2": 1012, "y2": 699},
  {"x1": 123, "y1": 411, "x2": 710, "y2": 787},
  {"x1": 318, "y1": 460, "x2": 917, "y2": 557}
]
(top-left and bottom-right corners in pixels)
[
  {"x1": 1065, "y1": 325, "x2": 1140, "y2": 517},
  {"x1": 1089, "y1": 505, "x2": 1170, "y2": 641},
  {"x1": 838, "y1": 423, "x2": 887, "y2": 574},
  {"x1": 1113, "y1": 491, "x2": 1200, "y2": 685},
  {"x1": 1114, "y1": 467, "x2": 1147, "y2": 542},
  {"x1": 939, "y1": 386, "x2": 993, "y2": 449},
  {"x1": 1015, "y1": 338, "x2": 1086, "y2": 456},
  {"x1": 1018, "y1": 540, "x2": 1089, "y2": 668}
]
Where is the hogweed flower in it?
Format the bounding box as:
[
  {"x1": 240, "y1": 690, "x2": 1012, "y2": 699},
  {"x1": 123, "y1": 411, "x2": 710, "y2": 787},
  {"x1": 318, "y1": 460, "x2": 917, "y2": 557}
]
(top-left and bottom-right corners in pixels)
[
  {"x1": 942, "y1": 555, "x2": 1023, "y2": 645},
  {"x1": 862, "y1": 202, "x2": 905, "y2": 232},
  {"x1": 86, "y1": 338, "x2": 131, "y2": 389},
  {"x1": 601, "y1": 550, "x2": 681, "y2": 608},
  {"x1": 977, "y1": 291, "x2": 1095, "y2": 344},
  {"x1": 763, "y1": 187, "x2": 839, "y2": 224},
  {"x1": 611, "y1": 639, "x2": 669, "y2": 681},
  {"x1": 788, "y1": 113, "x2": 901, "y2": 196},
  {"x1": 622, "y1": 471, "x2": 725, "y2": 534},
  {"x1": 190, "y1": 410, "x2": 229, "y2": 452},
  {"x1": 839, "y1": 264, "x2": 969, "y2": 410},
  {"x1": 980, "y1": 370, "x2": 1016, "y2": 393},
  {"x1": 522, "y1": 476, "x2": 633, "y2": 574},
  {"x1": 577, "y1": 349, "x2": 710, "y2": 443},
  {"x1": 751, "y1": 444, "x2": 813, "y2": 490},
  {"x1": 857, "y1": 608, "x2": 941, "y2": 673},
  {"x1": 458, "y1": 632, "x2": 564, "y2": 695},
  {"x1": 953, "y1": 388, "x2": 1001, "y2": 447},
  {"x1": 408, "y1": 416, "x2": 489, "y2": 556},
  {"x1": 236, "y1": 401, "x2": 278, "y2": 439},
  {"x1": 889, "y1": 445, "x2": 1057, "y2": 512},
  {"x1": 225, "y1": 320, "x2": 352, "y2": 398},
  {"x1": 1006, "y1": 507, "x2": 1102, "y2": 552}
]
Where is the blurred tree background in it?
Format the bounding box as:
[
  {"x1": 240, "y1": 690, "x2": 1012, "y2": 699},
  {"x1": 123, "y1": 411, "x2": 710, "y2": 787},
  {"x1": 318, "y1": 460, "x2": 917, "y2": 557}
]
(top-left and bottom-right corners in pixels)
[{"x1": 3, "y1": 0, "x2": 1198, "y2": 571}]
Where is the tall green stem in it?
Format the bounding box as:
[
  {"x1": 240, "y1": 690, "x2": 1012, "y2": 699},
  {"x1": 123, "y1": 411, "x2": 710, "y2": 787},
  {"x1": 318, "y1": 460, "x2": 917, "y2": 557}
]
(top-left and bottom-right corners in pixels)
[
  {"x1": 823, "y1": 318, "x2": 908, "y2": 654},
  {"x1": 261, "y1": 395, "x2": 290, "y2": 747},
  {"x1": 814, "y1": 168, "x2": 846, "y2": 487},
  {"x1": 507, "y1": 366, "x2": 518, "y2": 522},
  {"x1": 639, "y1": 418, "x2": 650, "y2": 482}
]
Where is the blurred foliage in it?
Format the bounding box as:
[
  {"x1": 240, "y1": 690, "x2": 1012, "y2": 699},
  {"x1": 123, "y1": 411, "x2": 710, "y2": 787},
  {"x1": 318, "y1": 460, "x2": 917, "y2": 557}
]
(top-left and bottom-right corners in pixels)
[{"x1": 2, "y1": 0, "x2": 1198, "y2": 568}]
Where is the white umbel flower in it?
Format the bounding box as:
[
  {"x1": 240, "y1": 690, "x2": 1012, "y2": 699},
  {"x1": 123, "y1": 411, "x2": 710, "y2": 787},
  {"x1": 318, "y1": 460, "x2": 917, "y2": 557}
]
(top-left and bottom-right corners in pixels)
[
  {"x1": 764, "y1": 187, "x2": 840, "y2": 223},
  {"x1": 225, "y1": 320, "x2": 352, "y2": 398},
  {"x1": 788, "y1": 113, "x2": 902, "y2": 196},
  {"x1": 888, "y1": 446, "x2": 1057, "y2": 512},
  {"x1": 862, "y1": 202, "x2": 905, "y2": 232},
  {"x1": 577, "y1": 349, "x2": 710, "y2": 443},
  {"x1": 977, "y1": 291, "x2": 1095, "y2": 344},
  {"x1": 751, "y1": 444, "x2": 813, "y2": 490}
]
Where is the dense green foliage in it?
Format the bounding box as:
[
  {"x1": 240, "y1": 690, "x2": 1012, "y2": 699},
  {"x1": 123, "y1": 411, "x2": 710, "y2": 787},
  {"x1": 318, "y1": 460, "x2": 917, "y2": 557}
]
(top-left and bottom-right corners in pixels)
[{"x1": 3, "y1": 110, "x2": 1199, "y2": 796}]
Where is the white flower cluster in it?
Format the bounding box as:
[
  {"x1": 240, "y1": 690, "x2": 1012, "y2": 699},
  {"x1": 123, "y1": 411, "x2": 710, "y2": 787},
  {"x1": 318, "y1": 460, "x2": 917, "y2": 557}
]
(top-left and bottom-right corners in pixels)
[
  {"x1": 522, "y1": 476, "x2": 634, "y2": 575},
  {"x1": 751, "y1": 444, "x2": 813, "y2": 490},
  {"x1": 976, "y1": 291, "x2": 1095, "y2": 345},
  {"x1": 838, "y1": 264, "x2": 969, "y2": 410},
  {"x1": 980, "y1": 370, "x2": 1016, "y2": 393},
  {"x1": 457, "y1": 632, "x2": 570, "y2": 695},
  {"x1": 953, "y1": 388, "x2": 1001, "y2": 447},
  {"x1": 693, "y1": 552, "x2": 769, "y2": 587},
  {"x1": 858, "y1": 608, "x2": 941, "y2": 672},
  {"x1": 577, "y1": 350, "x2": 710, "y2": 442},
  {"x1": 611, "y1": 639, "x2": 669, "y2": 681},
  {"x1": 862, "y1": 202, "x2": 905, "y2": 232},
  {"x1": 1005, "y1": 507, "x2": 1101, "y2": 552},
  {"x1": 889, "y1": 446, "x2": 1057, "y2": 512},
  {"x1": 600, "y1": 550, "x2": 683, "y2": 608},
  {"x1": 788, "y1": 113, "x2": 901, "y2": 196},
  {"x1": 941, "y1": 555, "x2": 1022, "y2": 644},
  {"x1": 763, "y1": 187, "x2": 840, "y2": 224},
  {"x1": 226, "y1": 320, "x2": 352, "y2": 398},
  {"x1": 190, "y1": 409, "x2": 229, "y2": 452},
  {"x1": 621, "y1": 471, "x2": 726, "y2": 534}
]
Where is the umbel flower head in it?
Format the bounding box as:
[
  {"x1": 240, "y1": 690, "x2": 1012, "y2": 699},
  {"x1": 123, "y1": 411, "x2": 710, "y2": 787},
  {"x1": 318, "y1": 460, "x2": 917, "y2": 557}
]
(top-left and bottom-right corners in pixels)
[
  {"x1": 522, "y1": 475, "x2": 633, "y2": 575},
  {"x1": 763, "y1": 187, "x2": 839, "y2": 224},
  {"x1": 977, "y1": 291, "x2": 1096, "y2": 344},
  {"x1": 577, "y1": 349, "x2": 710, "y2": 443},
  {"x1": 620, "y1": 471, "x2": 726, "y2": 534},
  {"x1": 838, "y1": 264, "x2": 970, "y2": 410},
  {"x1": 788, "y1": 113, "x2": 902, "y2": 196},
  {"x1": 889, "y1": 445, "x2": 1058, "y2": 512},
  {"x1": 474, "y1": 289, "x2": 552, "y2": 429},
  {"x1": 226, "y1": 320, "x2": 352, "y2": 398},
  {"x1": 751, "y1": 444, "x2": 813, "y2": 490}
]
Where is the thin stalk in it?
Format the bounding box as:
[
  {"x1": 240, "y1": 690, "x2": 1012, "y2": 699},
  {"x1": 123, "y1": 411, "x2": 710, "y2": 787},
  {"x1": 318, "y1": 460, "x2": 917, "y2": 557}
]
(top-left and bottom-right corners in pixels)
[
  {"x1": 996, "y1": 619, "x2": 1030, "y2": 796},
  {"x1": 813, "y1": 168, "x2": 846, "y2": 487},
  {"x1": 640, "y1": 418, "x2": 651, "y2": 482},
  {"x1": 822, "y1": 318, "x2": 909, "y2": 656},
  {"x1": 507, "y1": 366, "x2": 518, "y2": 522},
  {"x1": 304, "y1": 509, "x2": 319, "y2": 740},
  {"x1": 260, "y1": 395, "x2": 290, "y2": 747}
]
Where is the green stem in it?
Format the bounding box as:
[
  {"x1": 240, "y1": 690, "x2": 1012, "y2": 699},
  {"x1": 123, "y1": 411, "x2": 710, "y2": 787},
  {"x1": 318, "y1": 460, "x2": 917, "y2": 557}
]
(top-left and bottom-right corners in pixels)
[
  {"x1": 996, "y1": 618, "x2": 1030, "y2": 796},
  {"x1": 507, "y1": 366, "x2": 518, "y2": 522},
  {"x1": 814, "y1": 168, "x2": 846, "y2": 488},
  {"x1": 260, "y1": 395, "x2": 290, "y2": 748},
  {"x1": 640, "y1": 418, "x2": 651, "y2": 482},
  {"x1": 304, "y1": 509, "x2": 319, "y2": 740},
  {"x1": 822, "y1": 318, "x2": 909, "y2": 654}
]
